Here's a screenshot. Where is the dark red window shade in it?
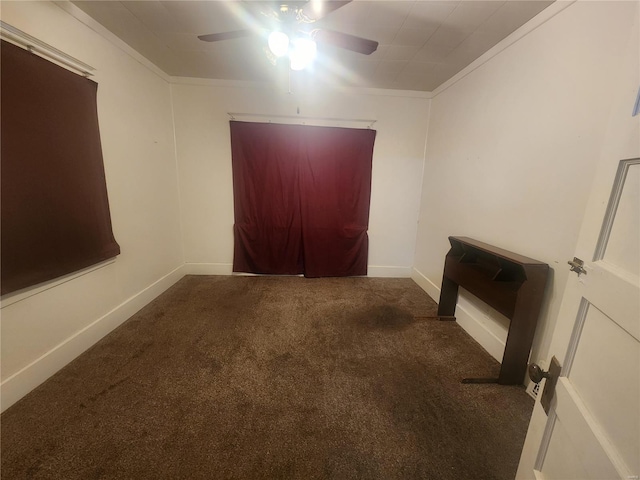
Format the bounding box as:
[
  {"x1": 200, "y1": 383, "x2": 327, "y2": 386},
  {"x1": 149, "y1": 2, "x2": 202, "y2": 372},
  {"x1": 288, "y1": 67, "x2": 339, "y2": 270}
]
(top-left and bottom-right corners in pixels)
[
  {"x1": 230, "y1": 121, "x2": 375, "y2": 277},
  {"x1": 1, "y1": 40, "x2": 120, "y2": 295}
]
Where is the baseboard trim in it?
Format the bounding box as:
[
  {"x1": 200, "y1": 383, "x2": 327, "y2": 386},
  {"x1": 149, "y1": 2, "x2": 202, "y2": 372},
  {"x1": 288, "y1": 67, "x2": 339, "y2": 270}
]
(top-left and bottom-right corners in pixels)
[
  {"x1": 184, "y1": 263, "x2": 411, "y2": 278},
  {"x1": 411, "y1": 267, "x2": 505, "y2": 362},
  {"x1": 367, "y1": 265, "x2": 412, "y2": 277},
  {"x1": 410, "y1": 268, "x2": 441, "y2": 303},
  {"x1": 184, "y1": 263, "x2": 233, "y2": 275},
  {"x1": 0, "y1": 264, "x2": 186, "y2": 413}
]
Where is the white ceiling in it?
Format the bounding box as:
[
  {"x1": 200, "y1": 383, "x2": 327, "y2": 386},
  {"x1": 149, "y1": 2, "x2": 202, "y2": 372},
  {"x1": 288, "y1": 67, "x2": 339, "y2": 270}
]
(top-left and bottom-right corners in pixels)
[{"x1": 70, "y1": 0, "x2": 554, "y2": 91}]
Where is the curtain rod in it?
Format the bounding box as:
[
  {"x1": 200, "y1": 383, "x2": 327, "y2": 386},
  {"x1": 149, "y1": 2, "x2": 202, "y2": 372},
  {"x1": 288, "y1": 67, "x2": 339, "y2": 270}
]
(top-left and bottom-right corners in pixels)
[
  {"x1": 0, "y1": 21, "x2": 95, "y2": 77},
  {"x1": 228, "y1": 112, "x2": 377, "y2": 129}
]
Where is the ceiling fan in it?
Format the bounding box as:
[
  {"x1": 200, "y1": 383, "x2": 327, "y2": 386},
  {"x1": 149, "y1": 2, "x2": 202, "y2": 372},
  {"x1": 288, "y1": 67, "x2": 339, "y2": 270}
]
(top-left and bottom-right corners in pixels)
[{"x1": 197, "y1": 1, "x2": 378, "y2": 70}]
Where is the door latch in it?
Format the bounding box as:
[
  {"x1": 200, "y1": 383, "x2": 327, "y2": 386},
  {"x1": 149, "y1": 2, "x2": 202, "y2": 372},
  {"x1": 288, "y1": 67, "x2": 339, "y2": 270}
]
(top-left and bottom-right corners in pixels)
[
  {"x1": 568, "y1": 257, "x2": 587, "y2": 276},
  {"x1": 528, "y1": 356, "x2": 561, "y2": 415}
]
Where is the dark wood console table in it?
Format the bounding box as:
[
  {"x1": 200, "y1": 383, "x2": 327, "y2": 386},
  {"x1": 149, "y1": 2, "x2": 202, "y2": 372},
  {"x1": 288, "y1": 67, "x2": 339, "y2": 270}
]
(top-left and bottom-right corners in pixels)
[{"x1": 437, "y1": 236, "x2": 549, "y2": 385}]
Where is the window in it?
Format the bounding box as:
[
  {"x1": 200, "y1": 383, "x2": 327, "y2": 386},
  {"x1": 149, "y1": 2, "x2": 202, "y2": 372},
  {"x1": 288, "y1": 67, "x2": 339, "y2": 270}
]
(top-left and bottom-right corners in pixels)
[{"x1": 1, "y1": 39, "x2": 120, "y2": 295}]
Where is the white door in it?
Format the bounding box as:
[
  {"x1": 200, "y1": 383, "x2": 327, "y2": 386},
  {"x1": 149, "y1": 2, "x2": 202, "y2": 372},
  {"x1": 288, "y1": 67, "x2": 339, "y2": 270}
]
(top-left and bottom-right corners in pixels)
[{"x1": 516, "y1": 6, "x2": 640, "y2": 480}]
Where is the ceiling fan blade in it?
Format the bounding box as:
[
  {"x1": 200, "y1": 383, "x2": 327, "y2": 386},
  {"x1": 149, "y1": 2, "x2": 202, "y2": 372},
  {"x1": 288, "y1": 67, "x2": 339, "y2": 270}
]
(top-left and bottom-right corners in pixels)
[
  {"x1": 300, "y1": 1, "x2": 352, "y2": 22},
  {"x1": 312, "y1": 29, "x2": 378, "y2": 55},
  {"x1": 198, "y1": 30, "x2": 256, "y2": 42}
]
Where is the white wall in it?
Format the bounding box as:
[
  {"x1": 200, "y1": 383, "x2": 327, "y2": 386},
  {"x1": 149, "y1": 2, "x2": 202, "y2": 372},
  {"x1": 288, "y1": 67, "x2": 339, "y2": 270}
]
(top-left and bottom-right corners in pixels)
[
  {"x1": 412, "y1": 1, "x2": 639, "y2": 366},
  {"x1": 171, "y1": 78, "x2": 430, "y2": 277},
  {"x1": 0, "y1": 2, "x2": 184, "y2": 411}
]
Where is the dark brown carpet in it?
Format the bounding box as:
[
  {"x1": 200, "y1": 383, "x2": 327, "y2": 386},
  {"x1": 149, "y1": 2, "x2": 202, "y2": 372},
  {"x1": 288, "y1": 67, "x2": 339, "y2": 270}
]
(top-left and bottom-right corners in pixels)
[{"x1": 1, "y1": 276, "x2": 533, "y2": 479}]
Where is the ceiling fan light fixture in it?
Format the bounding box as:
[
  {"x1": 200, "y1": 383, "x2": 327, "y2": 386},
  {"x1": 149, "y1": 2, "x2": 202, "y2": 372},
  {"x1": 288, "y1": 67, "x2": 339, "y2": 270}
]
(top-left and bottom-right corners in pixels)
[
  {"x1": 289, "y1": 37, "x2": 317, "y2": 71},
  {"x1": 268, "y1": 31, "x2": 289, "y2": 57}
]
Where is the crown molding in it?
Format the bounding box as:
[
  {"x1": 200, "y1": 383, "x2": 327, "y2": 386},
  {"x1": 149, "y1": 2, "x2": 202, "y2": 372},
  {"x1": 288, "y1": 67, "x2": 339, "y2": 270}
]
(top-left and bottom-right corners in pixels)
[
  {"x1": 170, "y1": 75, "x2": 432, "y2": 98},
  {"x1": 0, "y1": 20, "x2": 95, "y2": 76},
  {"x1": 52, "y1": 0, "x2": 171, "y2": 83}
]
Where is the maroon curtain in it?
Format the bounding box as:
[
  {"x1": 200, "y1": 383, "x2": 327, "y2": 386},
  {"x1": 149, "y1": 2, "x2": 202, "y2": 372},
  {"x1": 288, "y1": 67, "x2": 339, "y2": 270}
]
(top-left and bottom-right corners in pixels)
[
  {"x1": 1, "y1": 40, "x2": 120, "y2": 295},
  {"x1": 231, "y1": 122, "x2": 304, "y2": 275},
  {"x1": 230, "y1": 121, "x2": 376, "y2": 277}
]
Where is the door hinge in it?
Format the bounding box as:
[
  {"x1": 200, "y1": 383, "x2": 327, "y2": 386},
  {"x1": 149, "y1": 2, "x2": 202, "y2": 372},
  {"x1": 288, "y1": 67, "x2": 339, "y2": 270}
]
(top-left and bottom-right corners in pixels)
[{"x1": 568, "y1": 257, "x2": 587, "y2": 276}]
